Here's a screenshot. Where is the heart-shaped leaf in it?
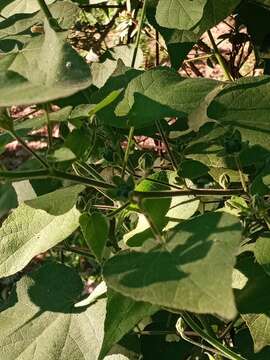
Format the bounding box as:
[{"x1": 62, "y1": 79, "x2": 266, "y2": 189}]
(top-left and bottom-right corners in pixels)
[{"x1": 104, "y1": 212, "x2": 241, "y2": 319}]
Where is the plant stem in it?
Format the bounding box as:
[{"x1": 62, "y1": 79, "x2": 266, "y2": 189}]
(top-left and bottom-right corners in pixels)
[
  {"x1": 121, "y1": 126, "x2": 134, "y2": 178},
  {"x1": 0, "y1": 169, "x2": 49, "y2": 180},
  {"x1": 178, "y1": 313, "x2": 247, "y2": 360},
  {"x1": 44, "y1": 104, "x2": 52, "y2": 150},
  {"x1": 207, "y1": 29, "x2": 233, "y2": 82},
  {"x1": 234, "y1": 155, "x2": 248, "y2": 193},
  {"x1": 37, "y1": 0, "x2": 53, "y2": 21},
  {"x1": 51, "y1": 169, "x2": 115, "y2": 189},
  {"x1": 197, "y1": 315, "x2": 217, "y2": 339},
  {"x1": 11, "y1": 131, "x2": 49, "y2": 169},
  {"x1": 72, "y1": 162, "x2": 114, "y2": 202},
  {"x1": 0, "y1": 169, "x2": 115, "y2": 190},
  {"x1": 132, "y1": 188, "x2": 244, "y2": 200},
  {"x1": 184, "y1": 53, "x2": 214, "y2": 63},
  {"x1": 108, "y1": 202, "x2": 130, "y2": 218},
  {"x1": 131, "y1": 0, "x2": 148, "y2": 67},
  {"x1": 155, "y1": 120, "x2": 178, "y2": 171}
]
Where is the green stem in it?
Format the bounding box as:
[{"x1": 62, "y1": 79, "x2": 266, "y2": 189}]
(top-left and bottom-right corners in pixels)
[
  {"x1": 44, "y1": 104, "x2": 52, "y2": 150},
  {"x1": 51, "y1": 169, "x2": 115, "y2": 189},
  {"x1": 131, "y1": 0, "x2": 148, "y2": 67},
  {"x1": 207, "y1": 30, "x2": 233, "y2": 82},
  {"x1": 155, "y1": 120, "x2": 178, "y2": 170},
  {"x1": 184, "y1": 53, "x2": 214, "y2": 63},
  {"x1": 132, "y1": 188, "x2": 244, "y2": 200},
  {"x1": 0, "y1": 169, "x2": 115, "y2": 190},
  {"x1": 108, "y1": 202, "x2": 130, "y2": 218},
  {"x1": 197, "y1": 315, "x2": 217, "y2": 339},
  {"x1": 0, "y1": 169, "x2": 49, "y2": 180},
  {"x1": 121, "y1": 126, "x2": 134, "y2": 178},
  {"x1": 37, "y1": 0, "x2": 53, "y2": 21},
  {"x1": 73, "y1": 161, "x2": 105, "y2": 182},
  {"x1": 72, "y1": 162, "x2": 114, "y2": 202},
  {"x1": 234, "y1": 155, "x2": 248, "y2": 193},
  {"x1": 178, "y1": 313, "x2": 246, "y2": 360},
  {"x1": 11, "y1": 131, "x2": 49, "y2": 169}
]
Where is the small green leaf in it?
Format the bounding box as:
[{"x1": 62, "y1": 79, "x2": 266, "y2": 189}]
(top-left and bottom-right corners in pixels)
[
  {"x1": 104, "y1": 212, "x2": 241, "y2": 319},
  {"x1": 99, "y1": 289, "x2": 158, "y2": 359},
  {"x1": 255, "y1": 234, "x2": 270, "y2": 276},
  {"x1": 0, "y1": 108, "x2": 13, "y2": 132},
  {"x1": 80, "y1": 212, "x2": 109, "y2": 262},
  {"x1": 134, "y1": 171, "x2": 171, "y2": 229}
]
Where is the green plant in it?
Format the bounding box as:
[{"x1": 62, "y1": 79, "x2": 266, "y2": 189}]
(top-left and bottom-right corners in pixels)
[{"x1": 0, "y1": 0, "x2": 269, "y2": 359}]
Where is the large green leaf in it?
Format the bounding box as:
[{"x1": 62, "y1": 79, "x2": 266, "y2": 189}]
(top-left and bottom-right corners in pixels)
[
  {"x1": 103, "y1": 212, "x2": 241, "y2": 319},
  {"x1": 133, "y1": 171, "x2": 171, "y2": 228},
  {"x1": 0, "y1": 262, "x2": 129, "y2": 360},
  {"x1": 0, "y1": 22, "x2": 92, "y2": 106},
  {"x1": 156, "y1": 0, "x2": 207, "y2": 30},
  {"x1": 116, "y1": 68, "x2": 221, "y2": 128},
  {"x1": 0, "y1": 185, "x2": 84, "y2": 278},
  {"x1": 99, "y1": 289, "x2": 157, "y2": 359},
  {"x1": 0, "y1": 1, "x2": 79, "y2": 39},
  {"x1": 207, "y1": 76, "x2": 270, "y2": 149},
  {"x1": 1, "y1": 0, "x2": 55, "y2": 17},
  {"x1": 208, "y1": 76, "x2": 270, "y2": 123}
]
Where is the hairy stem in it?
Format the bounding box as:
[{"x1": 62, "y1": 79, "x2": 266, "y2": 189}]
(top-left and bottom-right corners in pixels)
[{"x1": 132, "y1": 188, "x2": 244, "y2": 200}]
